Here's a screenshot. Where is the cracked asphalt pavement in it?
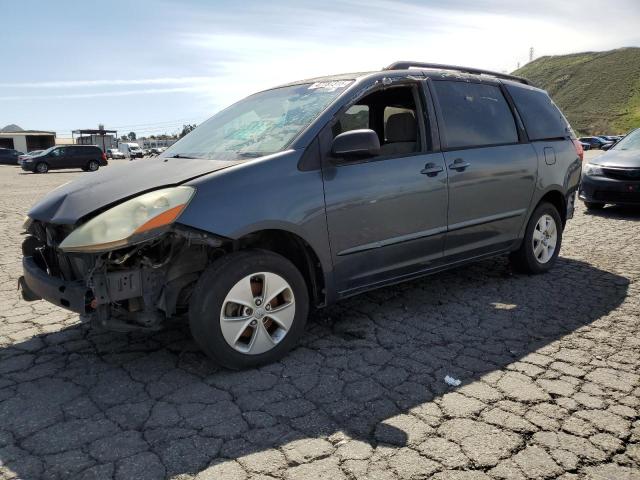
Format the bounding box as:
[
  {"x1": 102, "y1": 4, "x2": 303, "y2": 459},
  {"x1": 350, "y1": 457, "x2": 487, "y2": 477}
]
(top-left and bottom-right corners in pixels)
[{"x1": 1, "y1": 155, "x2": 639, "y2": 480}]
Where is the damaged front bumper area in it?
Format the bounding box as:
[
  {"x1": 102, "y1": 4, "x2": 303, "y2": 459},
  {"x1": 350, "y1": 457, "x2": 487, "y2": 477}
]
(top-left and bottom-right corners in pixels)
[{"x1": 19, "y1": 221, "x2": 225, "y2": 331}]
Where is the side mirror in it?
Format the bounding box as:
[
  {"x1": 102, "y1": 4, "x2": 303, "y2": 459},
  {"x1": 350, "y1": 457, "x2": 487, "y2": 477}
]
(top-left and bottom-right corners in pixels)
[{"x1": 331, "y1": 129, "x2": 380, "y2": 159}]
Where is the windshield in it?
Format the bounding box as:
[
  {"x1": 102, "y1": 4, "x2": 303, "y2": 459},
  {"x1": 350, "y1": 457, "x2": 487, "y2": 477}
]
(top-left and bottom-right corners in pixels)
[
  {"x1": 33, "y1": 146, "x2": 57, "y2": 157},
  {"x1": 611, "y1": 129, "x2": 640, "y2": 151},
  {"x1": 162, "y1": 81, "x2": 352, "y2": 160}
]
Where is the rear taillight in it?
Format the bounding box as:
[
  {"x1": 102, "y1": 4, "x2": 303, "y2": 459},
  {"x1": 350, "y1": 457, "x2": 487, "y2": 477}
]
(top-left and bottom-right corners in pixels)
[
  {"x1": 101, "y1": 152, "x2": 107, "y2": 161},
  {"x1": 572, "y1": 139, "x2": 584, "y2": 162}
]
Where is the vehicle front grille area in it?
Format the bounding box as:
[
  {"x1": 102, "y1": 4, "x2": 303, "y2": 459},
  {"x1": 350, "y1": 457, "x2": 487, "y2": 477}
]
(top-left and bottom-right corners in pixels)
[
  {"x1": 593, "y1": 190, "x2": 640, "y2": 204},
  {"x1": 25, "y1": 221, "x2": 90, "y2": 281},
  {"x1": 602, "y1": 167, "x2": 640, "y2": 181}
]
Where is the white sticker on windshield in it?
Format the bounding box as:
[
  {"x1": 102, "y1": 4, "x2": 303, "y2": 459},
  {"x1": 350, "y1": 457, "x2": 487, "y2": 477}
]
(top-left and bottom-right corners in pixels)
[{"x1": 308, "y1": 81, "x2": 351, "y2": 92}]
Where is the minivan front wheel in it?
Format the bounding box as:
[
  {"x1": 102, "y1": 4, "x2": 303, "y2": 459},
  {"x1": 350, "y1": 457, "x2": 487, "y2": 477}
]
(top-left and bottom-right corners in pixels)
[
  {"x1": 189, "y1": 250, "x2": 309, "y2": 369},
  {"x1": 510, "y1": 202, "x2": 562, "y2": 274}
]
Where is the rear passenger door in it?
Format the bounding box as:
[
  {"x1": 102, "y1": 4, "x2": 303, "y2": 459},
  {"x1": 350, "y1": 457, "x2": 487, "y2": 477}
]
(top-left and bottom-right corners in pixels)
[
  {"x1": 69, "y1": 146, "x2": 87, "y2": 168},
  {"x1": 430, "y1": 80, "x2": 537, "y2": 259}
]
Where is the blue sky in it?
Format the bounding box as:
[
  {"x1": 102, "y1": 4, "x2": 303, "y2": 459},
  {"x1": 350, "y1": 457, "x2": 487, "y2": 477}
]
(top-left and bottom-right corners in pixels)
[{"x1": 3, "y1": 0, "x2": 640, "y2": 137}]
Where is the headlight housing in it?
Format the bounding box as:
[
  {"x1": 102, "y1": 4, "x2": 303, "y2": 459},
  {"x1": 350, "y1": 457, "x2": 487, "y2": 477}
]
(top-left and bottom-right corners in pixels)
[
  {"x1": 59, "y1": 186, "x2": 195, "y2": 253},
  {"x1": 584, "y1": 163, "x2": 604, "y2": 177}
]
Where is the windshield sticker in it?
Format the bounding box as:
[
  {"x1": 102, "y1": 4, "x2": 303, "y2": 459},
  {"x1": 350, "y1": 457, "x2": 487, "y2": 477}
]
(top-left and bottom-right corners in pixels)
[{"x1": 308, "y1": 81, "x2": 351, "y2": 92}]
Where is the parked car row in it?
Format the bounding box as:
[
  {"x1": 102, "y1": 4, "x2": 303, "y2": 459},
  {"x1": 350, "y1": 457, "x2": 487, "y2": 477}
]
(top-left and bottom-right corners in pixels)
[
  {"x1": 578, "y1": 135, "x2": 624, "y2": 151},
  {"x1": 107, "y1": 145, "x2": 167, "y2": 159}
]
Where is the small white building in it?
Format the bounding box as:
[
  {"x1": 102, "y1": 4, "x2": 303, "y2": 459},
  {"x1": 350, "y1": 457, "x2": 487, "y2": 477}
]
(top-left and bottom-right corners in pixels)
[{"x1": 0, "y1": 125, "x2": 56, "y2": 153}]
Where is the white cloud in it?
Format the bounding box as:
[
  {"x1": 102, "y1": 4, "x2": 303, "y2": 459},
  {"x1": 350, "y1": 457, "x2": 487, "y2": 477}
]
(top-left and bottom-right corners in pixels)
[
  {"x1": 0, "y1": 86, "x2": 210, "y2": 102},
  {"x1": 0, "y1": 77, "x2": 216, "y2": 89}
]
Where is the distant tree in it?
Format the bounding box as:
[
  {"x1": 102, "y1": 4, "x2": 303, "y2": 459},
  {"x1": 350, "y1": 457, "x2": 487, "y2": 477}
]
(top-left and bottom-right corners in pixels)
[
  {"x1": 150, "y1": 135, "x2": 156, "y2": 139},
  {"x1": 120, "y1": 135, "x2": 128, "y2": 141},
  {"x1": 128, "y1": 131, "x2": 137, "y2": 140},
  {"x1": 179, "y1": 124, "x2": 197, "y2": 138}
]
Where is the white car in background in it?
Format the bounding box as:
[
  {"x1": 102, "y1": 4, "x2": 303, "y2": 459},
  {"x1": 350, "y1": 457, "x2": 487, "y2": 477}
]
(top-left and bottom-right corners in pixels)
[{"x1": 107, "y1": 148, "x2": 126, "y2": 159}]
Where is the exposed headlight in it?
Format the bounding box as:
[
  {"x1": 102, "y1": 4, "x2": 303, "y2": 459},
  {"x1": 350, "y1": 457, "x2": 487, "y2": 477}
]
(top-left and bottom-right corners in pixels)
[
  {"x1": 22, "y1": 216, "x2": 33, "y2": 231},
  {"x1": 59, "y1": 186, "x2": 195, "y2": 253},
  {"x1": 584, "y1": 163, "x2": 604, "y2": 176}
]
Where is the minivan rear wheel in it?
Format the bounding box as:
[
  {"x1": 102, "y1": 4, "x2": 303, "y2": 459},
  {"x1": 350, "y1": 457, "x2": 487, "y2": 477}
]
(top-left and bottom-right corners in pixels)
[
  {"x1": 510, "y1": 202, "x2": 562, "y2": 274},
  {"x1": 189, "y1": 249, "x2": 309, "y2": 369},
  {"x1": 87, "y1": 160, "x2": 99, "y2": 172}
]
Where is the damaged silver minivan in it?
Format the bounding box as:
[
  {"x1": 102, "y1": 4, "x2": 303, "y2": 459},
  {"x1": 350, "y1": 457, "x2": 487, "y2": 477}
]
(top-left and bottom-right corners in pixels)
[{"x1": 20, "y1": 62, "x2": 582, "y2": 369}]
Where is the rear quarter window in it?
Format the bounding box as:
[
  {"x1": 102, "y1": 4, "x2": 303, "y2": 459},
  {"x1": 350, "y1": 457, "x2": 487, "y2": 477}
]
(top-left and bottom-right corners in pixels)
[{"x1": 505, "y1": 84, "x2": 570, "y2": 141}]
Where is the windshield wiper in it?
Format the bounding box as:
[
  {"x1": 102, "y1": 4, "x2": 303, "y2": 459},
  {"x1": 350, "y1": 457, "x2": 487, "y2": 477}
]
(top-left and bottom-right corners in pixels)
[
  {"x1": 166, "y1": 154, "x2": 199, "y2": 159},
  {"x1": 237, "y1": 152, "x2": 264, "y2": 158}
]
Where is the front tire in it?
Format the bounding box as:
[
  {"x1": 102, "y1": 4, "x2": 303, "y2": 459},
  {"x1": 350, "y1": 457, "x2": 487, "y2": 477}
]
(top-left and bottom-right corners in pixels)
[
  {"x1": 35, "y1": 162, "x2": 48, "y2": 174},
  {"x1": 510, "y1": 202, "x2": 563, "y2": 274},
  {"x1": 189, "y1": 250, "x2": 309, "y2": 369}
]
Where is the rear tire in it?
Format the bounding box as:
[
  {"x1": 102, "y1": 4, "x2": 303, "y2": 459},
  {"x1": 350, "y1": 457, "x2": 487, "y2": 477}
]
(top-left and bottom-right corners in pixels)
[
  {"x1": 584, "y1": 201, "x2": 605, "y2": 210},
  {"x1": 189, "y1": 249, "x2": 309, "y2": 369},
  {"x1": 87, "y1": 160, "x2": 99, "y2": 172},
  {"x1": 510, "y1": 202, "x2": 562, "y2": 274},
  {"x1": 35, "y1": 162, "x2": 48, "y2": 174}
]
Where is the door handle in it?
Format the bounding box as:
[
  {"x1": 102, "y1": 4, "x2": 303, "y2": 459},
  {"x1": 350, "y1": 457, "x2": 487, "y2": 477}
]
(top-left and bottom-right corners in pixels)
[
  {"x1": 420, "y1": 163, "x2": 444, "y2": 177},
  {"x1": 448, "y1": 158, "x2": 470, "y2": 171}
]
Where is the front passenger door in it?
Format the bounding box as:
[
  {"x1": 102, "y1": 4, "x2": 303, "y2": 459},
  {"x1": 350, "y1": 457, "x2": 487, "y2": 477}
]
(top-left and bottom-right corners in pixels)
[{"x1": 322, "y1": 82, "x2": 448, "y2": 295}]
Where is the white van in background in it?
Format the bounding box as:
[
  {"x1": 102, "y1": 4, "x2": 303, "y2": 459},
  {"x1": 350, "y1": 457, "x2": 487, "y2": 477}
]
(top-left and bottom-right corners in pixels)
[{"x1": 118, "y1": 142, "x2": 143, "y2": 159}]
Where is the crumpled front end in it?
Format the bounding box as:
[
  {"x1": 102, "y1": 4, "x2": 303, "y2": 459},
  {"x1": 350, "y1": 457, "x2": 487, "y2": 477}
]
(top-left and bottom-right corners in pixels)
[{"x1": 20, "y1": 220, "x2": 225, "y2": 331}]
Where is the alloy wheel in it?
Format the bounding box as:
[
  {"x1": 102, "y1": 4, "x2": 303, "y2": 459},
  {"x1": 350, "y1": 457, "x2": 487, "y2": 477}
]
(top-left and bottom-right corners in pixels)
[
  {"x1": 219, "y1": 272, "x2": 295, "y2": 355},
  {"x1": 532, "y1": 213, "x2": 557, "y2": 264}
]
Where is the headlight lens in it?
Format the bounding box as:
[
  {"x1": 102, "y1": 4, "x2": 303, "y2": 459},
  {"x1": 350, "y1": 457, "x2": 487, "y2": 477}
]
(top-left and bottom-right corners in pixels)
[
  {"x1": 584, "y1": 163, "x2": 604, "y2": 176},
  {"x1": 59, "y1": 186, "x2": 195, "y2": 252}
]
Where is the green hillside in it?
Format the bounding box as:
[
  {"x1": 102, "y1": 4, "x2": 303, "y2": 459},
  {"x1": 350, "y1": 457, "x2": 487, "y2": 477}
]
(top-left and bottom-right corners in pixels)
[{"x1": 513, "y1": 47, "x2": 640, "y2": 135}]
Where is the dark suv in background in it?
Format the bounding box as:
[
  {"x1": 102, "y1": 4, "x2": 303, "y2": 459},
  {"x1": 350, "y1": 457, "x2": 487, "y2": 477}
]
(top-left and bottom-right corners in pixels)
[
  {"x1": 0, "y1": 148, "x2": 24, "y2": 165},
  {"x1": 21, "y1": 145, "x2": 107, "y2": 173},
  {"x1": 20, "y1": 62, "x2": 582, "y2": 368}
]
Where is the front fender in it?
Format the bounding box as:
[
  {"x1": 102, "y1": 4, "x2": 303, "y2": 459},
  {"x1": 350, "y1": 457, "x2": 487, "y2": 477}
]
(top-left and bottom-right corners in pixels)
[{"x1": 178, "y1": 150, "x2": 333, "y2": 276}]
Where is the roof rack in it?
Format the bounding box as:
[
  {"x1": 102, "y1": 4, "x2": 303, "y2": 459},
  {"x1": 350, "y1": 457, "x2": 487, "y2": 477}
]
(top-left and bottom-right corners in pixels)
[{"x1": 383, "y1": 61, "x2": 530, "y2": 85}]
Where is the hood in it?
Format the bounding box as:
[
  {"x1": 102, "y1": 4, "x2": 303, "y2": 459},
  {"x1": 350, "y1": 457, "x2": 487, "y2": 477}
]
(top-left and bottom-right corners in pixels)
[
  {"x1": 28, "y1": 157, "x2": 241, "y2": 225},
  {"x1": 593, "y1": 149, "x2": 640, "y2": 168}
]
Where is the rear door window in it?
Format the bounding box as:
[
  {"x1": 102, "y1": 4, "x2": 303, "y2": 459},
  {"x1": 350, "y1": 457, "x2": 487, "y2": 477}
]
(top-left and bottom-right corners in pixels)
[
  {"x1": 505, "y1": 84, "x2": 570, "y2": 141},
  {"x1": 432, "y1": 81, "x2": 518, "y2": 149}
]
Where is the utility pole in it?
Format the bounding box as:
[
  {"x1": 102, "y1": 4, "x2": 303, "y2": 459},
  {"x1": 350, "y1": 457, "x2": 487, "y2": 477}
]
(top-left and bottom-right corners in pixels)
[{"x1": 529, "y1": 47, "x2": 534, "y2": 63}]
